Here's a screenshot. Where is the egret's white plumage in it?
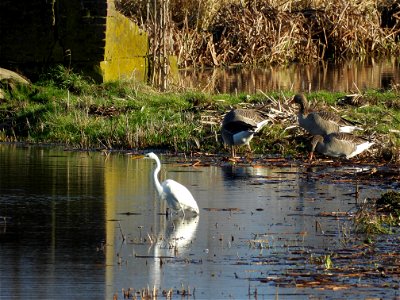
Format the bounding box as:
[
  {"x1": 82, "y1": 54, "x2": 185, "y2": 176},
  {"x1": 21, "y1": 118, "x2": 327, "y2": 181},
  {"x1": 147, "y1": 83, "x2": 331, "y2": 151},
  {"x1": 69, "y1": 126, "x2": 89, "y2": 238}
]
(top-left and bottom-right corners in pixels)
[{"x1": 145, "y1": 152, "x2": 199, "y2": 217}]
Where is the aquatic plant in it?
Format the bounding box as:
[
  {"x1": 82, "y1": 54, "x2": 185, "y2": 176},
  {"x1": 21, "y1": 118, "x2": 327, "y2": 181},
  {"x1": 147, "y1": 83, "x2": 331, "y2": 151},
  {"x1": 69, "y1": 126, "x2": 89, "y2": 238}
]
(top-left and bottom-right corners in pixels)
[
  {"x1": 308, "y1": 253, "x2": 334, "y2": 270},
  {"x1": 118, "y1": 284, "x2": 192, "y2": 299},
  {"x1": 353, "y1": 192, "x2": 400, "y2": 238},
  {"x1": 354, "y1": 207, "x2": 391, "y2": 236}
]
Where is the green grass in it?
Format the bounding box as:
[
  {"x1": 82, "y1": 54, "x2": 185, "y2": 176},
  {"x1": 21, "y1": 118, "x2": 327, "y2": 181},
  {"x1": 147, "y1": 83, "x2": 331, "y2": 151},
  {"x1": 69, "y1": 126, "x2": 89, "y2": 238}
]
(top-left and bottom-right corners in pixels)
[{"x1": 1, "y1": 66, "x2": 400, "y2": 156}]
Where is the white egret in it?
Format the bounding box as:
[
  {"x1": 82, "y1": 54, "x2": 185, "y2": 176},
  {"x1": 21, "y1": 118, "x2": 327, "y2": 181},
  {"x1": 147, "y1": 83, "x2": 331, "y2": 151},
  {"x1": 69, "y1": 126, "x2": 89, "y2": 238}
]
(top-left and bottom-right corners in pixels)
[
  {"x1": 143, "y1": 152, "x2": 199, "y2": 217},
  {"x1": 293, "y1": 94, "x2": 363, "y2": 135}
]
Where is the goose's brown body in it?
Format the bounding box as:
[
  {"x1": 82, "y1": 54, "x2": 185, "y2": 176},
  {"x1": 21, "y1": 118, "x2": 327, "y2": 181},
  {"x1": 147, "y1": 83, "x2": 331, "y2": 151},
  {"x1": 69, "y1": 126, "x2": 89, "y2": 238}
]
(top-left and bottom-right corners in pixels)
[
  {"x1": 293, "y1": 94, "x2": 362, "y2": 135},
  {"x1": 310, "y1": 133, "x2": 374, "y2": 160}
]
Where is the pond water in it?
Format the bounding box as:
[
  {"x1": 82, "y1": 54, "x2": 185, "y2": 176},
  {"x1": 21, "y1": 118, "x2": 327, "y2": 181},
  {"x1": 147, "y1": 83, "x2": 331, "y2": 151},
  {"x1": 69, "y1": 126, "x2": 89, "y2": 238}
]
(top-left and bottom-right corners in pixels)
[
  {"x1": 178, "y1": 58, "x2": 400, "y2": 93},
  {"x1": 0, "y1": 144, "x2": 398, "y2": 299}
]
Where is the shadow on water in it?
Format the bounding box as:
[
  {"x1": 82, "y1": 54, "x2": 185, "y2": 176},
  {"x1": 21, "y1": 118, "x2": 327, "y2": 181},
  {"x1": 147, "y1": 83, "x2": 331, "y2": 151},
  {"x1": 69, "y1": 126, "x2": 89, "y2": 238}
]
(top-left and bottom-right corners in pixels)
[
  {"x1": 178, "y1": 58, "x2": 400, "y2": 93},
  {"x1": 0, "y1": 144, "x2": 399, "y2": 299}
]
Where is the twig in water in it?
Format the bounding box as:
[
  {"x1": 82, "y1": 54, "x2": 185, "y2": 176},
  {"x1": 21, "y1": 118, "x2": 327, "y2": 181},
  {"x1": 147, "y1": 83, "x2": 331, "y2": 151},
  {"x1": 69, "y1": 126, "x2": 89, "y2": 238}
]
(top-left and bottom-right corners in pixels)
[
  {"x1": 118, "y1": 221, "x2": 126, "y2": 242},
  {"x1": 355, "y1": 178, "x2": 360, "y2": 204},
  {"x1": 138, "y1": 225, "x2": 144, "y2": 242},
  {"x1": 315, "y1": 220, "x2": 324, "y2": 234}
]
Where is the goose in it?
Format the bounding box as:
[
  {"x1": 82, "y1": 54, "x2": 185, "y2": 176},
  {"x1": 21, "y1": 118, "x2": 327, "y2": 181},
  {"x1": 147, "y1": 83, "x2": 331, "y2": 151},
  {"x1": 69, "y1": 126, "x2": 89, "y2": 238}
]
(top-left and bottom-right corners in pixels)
[
  {"x1": 293, "y1": 94, "x2": 362, "y2": 135},
  {"x1": 309, "y1": 133, "x2": 375, "y2": 160},
  {"x1": 221, "y1": 108, "x2": 269, "y2": 158}
]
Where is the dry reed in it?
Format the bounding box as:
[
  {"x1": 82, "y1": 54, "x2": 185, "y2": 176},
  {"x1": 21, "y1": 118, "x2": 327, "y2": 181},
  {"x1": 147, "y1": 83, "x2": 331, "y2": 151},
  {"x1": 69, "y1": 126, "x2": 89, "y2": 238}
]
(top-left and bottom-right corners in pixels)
[{"x1": 117, "y1": 0, "x2": 400, "y2": 69}]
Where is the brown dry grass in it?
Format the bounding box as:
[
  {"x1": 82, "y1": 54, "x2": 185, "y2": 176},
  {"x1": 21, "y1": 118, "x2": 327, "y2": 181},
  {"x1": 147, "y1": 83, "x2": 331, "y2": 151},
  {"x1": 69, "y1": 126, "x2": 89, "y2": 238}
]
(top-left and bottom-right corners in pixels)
[{"x1": 116, "y1": 0, "x2": 400, "y2": 68}]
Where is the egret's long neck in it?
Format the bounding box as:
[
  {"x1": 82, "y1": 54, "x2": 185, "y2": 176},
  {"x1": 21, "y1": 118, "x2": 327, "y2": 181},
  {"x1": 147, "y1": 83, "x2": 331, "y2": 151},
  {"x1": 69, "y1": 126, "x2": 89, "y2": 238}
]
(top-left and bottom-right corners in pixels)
[{"x1": 152, "y1": 158, "x2": 164, "y2": 197}]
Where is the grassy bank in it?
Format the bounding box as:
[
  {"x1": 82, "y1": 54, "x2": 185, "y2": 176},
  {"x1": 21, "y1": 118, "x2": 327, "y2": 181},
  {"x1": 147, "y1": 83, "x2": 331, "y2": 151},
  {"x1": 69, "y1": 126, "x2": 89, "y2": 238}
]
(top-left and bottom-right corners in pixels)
[{"x1": 1, "y1": 66, "x2": 400, "y2": 160}]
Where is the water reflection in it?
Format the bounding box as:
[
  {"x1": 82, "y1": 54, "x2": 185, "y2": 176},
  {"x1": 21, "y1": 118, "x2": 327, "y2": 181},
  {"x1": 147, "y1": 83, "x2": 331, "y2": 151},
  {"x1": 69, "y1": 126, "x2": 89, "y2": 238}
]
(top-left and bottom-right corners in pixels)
[
  {"x1": 147, "y1": 215, "x2": 199, "y2": 287},
  {"x1": 0, "y1": 144, "x2": 392, "y2": 299},
  {"x1": 178, "y1": 58, "x2": 400, "y2": 93},
  {"x1": 0, "y1": 144, "x2": 106, "y2": 298},
  {"x1": 161, "y1": 215, "x2": 199, "y2": 251}
]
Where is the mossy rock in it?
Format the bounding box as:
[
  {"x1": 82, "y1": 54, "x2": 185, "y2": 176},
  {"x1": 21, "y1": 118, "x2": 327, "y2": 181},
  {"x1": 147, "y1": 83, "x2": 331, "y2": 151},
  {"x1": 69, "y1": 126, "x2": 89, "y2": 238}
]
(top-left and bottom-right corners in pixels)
[
  {"x1": 376, "y1": 191, "x2": 400, "y2": 213},
  {"x1": 0, "y1": 67, "x2": 31, "y2": 100}
]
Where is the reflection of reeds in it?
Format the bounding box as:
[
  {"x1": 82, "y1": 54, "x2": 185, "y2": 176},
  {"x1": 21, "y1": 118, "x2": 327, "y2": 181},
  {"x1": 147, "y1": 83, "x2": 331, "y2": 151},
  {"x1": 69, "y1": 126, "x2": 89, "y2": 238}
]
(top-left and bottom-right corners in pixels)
[
  {"x1": 117, "y1": 0, "x2": 400, "y2": 68},
  {"x1": 177, "y1": 58, "x2": 400, "y2": 93}
]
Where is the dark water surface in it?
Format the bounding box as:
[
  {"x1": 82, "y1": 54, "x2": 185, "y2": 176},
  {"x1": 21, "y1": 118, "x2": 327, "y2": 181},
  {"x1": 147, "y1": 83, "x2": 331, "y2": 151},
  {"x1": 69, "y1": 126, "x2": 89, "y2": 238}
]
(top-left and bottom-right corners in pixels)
[
  {"x1": 0, "y1": 144, "x2": 398, "y2": 299},
  {"x1": 178, "y1": 58, "x2": 400, "y2": 93}
]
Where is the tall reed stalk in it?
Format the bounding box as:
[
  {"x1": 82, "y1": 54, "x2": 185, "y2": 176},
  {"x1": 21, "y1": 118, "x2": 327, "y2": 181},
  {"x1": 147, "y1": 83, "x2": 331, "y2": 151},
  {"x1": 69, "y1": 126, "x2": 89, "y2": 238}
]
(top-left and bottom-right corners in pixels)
[
  {"x1": 116, "y1": 0, "x2": 172, "y2": 90},
  {"x1": 148, "y1": 0, "x2": 171, "y2": 90}
]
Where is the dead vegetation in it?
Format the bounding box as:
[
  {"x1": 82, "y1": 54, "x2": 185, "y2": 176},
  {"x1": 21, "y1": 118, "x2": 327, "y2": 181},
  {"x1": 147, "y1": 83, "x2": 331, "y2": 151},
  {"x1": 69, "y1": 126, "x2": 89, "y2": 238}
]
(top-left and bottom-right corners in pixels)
[
  {"x1": 116, "y1": 0, "x2": 400, "y2": 68},
  {"x1": 116, "y1": 284, "x2": 193, "y2": 299}
]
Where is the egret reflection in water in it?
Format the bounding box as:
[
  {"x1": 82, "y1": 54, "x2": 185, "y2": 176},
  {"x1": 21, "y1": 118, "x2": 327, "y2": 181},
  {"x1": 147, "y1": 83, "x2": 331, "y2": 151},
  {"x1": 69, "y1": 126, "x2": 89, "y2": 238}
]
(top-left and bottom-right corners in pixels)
[
  {"x1": 148, "y1": 214, "x2": 199, "y2": 287},
  {"x1": 153, "y1": 215, "x2": 199, "y2": 256}
]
